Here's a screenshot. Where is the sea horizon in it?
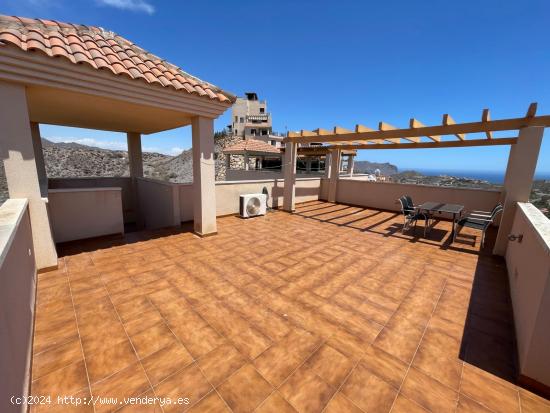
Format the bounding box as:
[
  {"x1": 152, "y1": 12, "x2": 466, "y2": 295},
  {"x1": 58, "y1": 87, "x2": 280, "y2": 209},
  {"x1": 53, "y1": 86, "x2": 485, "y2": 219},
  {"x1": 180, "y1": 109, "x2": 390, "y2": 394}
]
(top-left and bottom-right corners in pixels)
[{"x1": 404, "y1": 168, "x2": 550, "y2": 184}]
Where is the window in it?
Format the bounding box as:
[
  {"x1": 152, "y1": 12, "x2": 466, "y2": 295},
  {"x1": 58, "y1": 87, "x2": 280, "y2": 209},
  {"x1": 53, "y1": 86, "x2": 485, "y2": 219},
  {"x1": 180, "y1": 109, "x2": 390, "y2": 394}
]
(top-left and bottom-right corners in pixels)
[
  {"x1": 261, "y1": 130, "x2": 268, "y2": 136},
  {"x1": 251, "y1": 129, "x2": 257, "y2": 135},
  {"x1": 259, "y1": 107, "x2": 265, "y2": 113},
  {"x1": 235, "y1": 129, "x2": 238, "y2": 135},
  {"x1": 240, "y1": 117, "x2": 244, "y2": 123},
  {"x1": 234, "y1": 116, "x2": 238, "y2": 122}
]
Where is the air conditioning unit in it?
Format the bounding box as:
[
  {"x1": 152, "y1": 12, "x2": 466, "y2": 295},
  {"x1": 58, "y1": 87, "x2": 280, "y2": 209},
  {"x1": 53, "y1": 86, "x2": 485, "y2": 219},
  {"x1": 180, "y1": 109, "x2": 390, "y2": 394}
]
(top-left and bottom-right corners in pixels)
[{"x1": 240, "y1": 193, "x2": 267, "y2": 218}]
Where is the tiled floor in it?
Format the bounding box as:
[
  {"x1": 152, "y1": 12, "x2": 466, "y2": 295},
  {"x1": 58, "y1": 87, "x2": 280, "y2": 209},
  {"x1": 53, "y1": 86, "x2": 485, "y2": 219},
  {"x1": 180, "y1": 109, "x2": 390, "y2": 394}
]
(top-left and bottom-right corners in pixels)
[{"x1": 31, "y1": 201, "x2": 550, "y2": 412}]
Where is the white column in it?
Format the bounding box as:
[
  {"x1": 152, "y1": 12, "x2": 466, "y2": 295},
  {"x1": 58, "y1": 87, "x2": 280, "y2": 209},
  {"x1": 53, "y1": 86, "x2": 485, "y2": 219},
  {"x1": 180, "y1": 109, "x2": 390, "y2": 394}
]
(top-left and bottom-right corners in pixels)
[
  {"x1": 0, "y1": 81, "x2": 57, "y2": 270},
  {"x1": 283, "y1": 142, "x2": 297, "y2": 212},
  {"x1": 244, "y1": 153, "x2": 250, "y2": 170},
  {"x1": 494, "y1": 126, "x2": 544, "y2": 255},
  {"x1": 127, "y1": 132, "x2": 143, "y2": 178},
  {"x1": 305, "y1": 158, "x2": 312, "y2": 174},
  {"x1": 324, "y1": 153, "x2": 332, "y2": 178},
  {"x1": 192, "y1": 116, "x2": 217, "y2": 236},
  {"x1": 327, "y1": 148, "x2": 341, "y2": 203},
  {"x1": 347, "y1": 155, "x2": 355, "y2": 177},
  {"x1": 30, "y1": 123, "x2": 47, "y2": 196}
]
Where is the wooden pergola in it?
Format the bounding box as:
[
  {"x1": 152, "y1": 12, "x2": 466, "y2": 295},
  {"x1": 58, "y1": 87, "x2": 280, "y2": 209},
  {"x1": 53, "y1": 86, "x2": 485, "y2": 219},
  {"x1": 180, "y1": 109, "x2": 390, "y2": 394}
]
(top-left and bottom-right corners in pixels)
[{"x1": 282, "y1": 103, "x2": 549, "y2": 255}]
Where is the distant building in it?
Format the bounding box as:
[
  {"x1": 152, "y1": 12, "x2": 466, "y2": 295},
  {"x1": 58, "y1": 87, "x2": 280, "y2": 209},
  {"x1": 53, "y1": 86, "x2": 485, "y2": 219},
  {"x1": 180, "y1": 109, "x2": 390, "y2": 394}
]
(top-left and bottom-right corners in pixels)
[{"x1": 227, "y1": 92, "x2": 284, "y2": 148}]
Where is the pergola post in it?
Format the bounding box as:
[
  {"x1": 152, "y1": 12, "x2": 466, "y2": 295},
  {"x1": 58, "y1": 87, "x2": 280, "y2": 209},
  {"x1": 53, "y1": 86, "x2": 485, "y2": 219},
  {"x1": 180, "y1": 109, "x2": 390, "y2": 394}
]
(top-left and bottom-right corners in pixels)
[
  {"x1": 244, "y1": 153, "x2": 250, "y2": 170},
  {"x1": 192, "y1": 116, "x2": 217, "y2": 236},
  {"x1": 127, "y1": 132, "x2": 143, "y2": 227},
  {"x1": 0, "y1": 81, "x2": 57, "y2": 270},
  {"x1": 283, "y1": 141, "x2": 297, "y2": 212},
  {"x1": 493, "y1": 126, "x2": 544, "y2": 255},
  {"x1": 347, "y1": 154, "x2": 355, "y2": 176},
  {"x1": 327, "y1": 148, "x2": 341, "y2": 203},
  {"x1": 127, "y1": 132, "x2": 143, "y2": 178},
  {"x1": 305, "y1": 158, "x2": 312, "y2": 174},
  {"x1": 30, "y1": 122, "x2": 48, "y2": 196}
]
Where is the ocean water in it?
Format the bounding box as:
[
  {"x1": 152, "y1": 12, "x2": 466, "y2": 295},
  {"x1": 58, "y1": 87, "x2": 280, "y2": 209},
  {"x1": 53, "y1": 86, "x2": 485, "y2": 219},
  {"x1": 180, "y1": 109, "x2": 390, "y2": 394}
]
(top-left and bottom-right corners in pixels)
[{"x1": 411, "y1": 169, "x2": 550, "y2": 184}]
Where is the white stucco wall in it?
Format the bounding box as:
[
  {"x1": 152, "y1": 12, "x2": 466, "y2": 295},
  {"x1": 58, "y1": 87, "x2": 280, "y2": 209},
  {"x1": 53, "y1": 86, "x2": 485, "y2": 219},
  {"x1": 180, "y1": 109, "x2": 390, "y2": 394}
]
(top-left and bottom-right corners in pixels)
[
  {"x1": 325, "y1": 178, "x2": 503, "y2": 222},
  {"x1": 505, "y1": 202, "x2": 550, "y2": 388},
  {"x1": 0, "y1": 199, "x2": 35, "y2": 413},
  {"x1": 136, "y1": 178, "x2": 180, "y2": 229},
  {"x1": 48, "y1": 188, "x2": 124, "y2": 243}
]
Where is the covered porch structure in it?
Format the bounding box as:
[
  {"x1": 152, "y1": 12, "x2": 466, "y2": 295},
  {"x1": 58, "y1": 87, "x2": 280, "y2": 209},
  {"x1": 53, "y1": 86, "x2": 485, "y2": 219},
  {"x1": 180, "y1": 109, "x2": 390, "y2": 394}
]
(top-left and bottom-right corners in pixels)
[
  {"x1": 282, "y1": 104, "x2": 548, "y2": 256},
  {"x1": 0, "y1": 16, "x2": 234, "y2": 271}
]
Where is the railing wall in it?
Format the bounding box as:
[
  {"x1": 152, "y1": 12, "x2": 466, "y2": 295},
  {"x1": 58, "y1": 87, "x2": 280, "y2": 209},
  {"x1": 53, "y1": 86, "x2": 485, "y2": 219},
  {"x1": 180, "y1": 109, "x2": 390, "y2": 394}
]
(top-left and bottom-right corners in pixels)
[
  {"x1": 505, "y1": 202, "x2": 550, "y2": 389},
  {"x1": 0, "y1": 199, "x2": 35, "y2": 413},
  {"x1": 136, "y1": 178, "x2": 180, "y2": 229},
  {"x1": 324, "y1": 178, "x2": 503, "y2": 221}
]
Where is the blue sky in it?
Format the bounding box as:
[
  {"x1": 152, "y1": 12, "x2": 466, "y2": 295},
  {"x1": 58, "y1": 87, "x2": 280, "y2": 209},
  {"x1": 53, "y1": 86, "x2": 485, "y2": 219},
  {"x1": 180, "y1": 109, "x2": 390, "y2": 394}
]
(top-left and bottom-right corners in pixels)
[{"x1": 3, "y1": 0, "x2": 550, "y2": 173}]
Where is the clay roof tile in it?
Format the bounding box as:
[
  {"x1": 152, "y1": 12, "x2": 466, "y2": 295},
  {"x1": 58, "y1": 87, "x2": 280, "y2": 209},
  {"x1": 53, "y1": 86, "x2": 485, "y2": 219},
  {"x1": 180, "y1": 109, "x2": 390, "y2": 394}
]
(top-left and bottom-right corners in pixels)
[{"x1": 0, "y1": 14, "x2": 234, "y2": 103}]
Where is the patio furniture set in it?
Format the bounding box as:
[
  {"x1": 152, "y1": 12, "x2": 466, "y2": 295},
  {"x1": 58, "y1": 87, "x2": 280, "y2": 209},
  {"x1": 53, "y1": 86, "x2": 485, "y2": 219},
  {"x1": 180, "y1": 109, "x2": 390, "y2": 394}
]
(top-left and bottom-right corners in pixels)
[{"x1": 398, "y1": 195, "x2": 503, "y2": 246}]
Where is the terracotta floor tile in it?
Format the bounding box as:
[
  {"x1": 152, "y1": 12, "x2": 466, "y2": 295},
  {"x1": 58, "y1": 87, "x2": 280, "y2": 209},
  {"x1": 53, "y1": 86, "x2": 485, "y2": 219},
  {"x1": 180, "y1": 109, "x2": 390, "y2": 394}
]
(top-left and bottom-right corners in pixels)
[
  {"x1": 85, "y1": 338, "x2": 138, "y2": 384},
  {"x1": 373, "y1": 315, "x2": 425, "y2": 364},
  {"x1": 130, "y1": 322, "x2": 179, "y2": 359},
  {"x1": 31, "y1": 360, "x2": 88, "y2": 399},
  {"x1": 255, "y1": 391, "x2": 297, "y2": 413},
  {"x1": 460, "y1": 364, "x2": 520, "y2": 413},
  {"x1": 360, "y1": 345, "x2": 408, "y2": 388},
  {"x1": 324, "y1": 392, "x2": 364, "y2": 413},
  {"x1": 227, "y1": 326, "x2": 272, "y2": 359},
  {"x1": 519, "y1": 389, "x2": 550, "y2": 413},
  {"x1": 123, "y1": 309, "x2": 165, "y2": 336},
  {"x1": 217, "y1": 364, "x2": 273, "y2": 413},
  {"x1": 412, "y1": 342, "x2": 462, "y2": 390},
  {"x1": 197, "y1": 342, "x2": 246, "y2": 387},
  {"x1": 456, "y1": 394, "x2": 494, "y2": 412},
  {"x1": 141, "y1": 341, "x2": 194, "y2": 385},
  {"x1": 400, "y1": 368, "x2": 458, "y2": 413},
  {"x1": 32, "y1": 338, "x2": 83, "y2": 380},
  {"x1": 279, "y1": 365, "x2": 336, "y2": 413},
  {"x1": 304, "y1": 344, "x2": 354, "y2": 388},
  {"x1": 341, "y1": 363, "x2": 397, "y2": 413},
  {"x1": 154, "y1": 363, "x2": 212, "y2": 412},
  {"x1": 186, "y1": 391, "x2": 230, "y2": 413},
  {"x1": 390, "y1": 394, "x2": 430, "y2": 413},
  {"x1": 30, "y1": 204, "x2": 523, "y2": 412},
  {"x1": 91, "y1": 362, "x2": 151, "y2": 413}
]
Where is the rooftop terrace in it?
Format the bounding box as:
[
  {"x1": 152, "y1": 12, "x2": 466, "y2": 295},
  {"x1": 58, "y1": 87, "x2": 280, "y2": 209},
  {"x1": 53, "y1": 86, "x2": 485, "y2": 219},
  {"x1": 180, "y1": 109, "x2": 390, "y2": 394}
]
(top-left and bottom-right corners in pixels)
[{"x1": 30, "y1": 201, "x2": 549, "y2": 412}]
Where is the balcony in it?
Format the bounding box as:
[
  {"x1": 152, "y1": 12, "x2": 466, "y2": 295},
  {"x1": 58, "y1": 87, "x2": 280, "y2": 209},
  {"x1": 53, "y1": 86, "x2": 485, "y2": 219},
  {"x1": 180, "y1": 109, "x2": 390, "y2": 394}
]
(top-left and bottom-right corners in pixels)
[{"x1": 17, "y1": 198, "x2": 547, "y2": 412}]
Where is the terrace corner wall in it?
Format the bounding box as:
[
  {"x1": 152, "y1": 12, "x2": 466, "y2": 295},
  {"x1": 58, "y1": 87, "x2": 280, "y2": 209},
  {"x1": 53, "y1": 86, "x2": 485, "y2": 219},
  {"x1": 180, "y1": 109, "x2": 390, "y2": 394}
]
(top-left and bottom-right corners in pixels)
[
  {"x1": 48, "y1": 188, "x2": 124, "y2": 243},
  {"x1": 137, "y1": 178, "x2": 181, "y2": 229},
  {"x1": 0, "y1": 199, "x2": 36, "y2": 413},
  {"x1": 333, "y1": 178, "x2": 502, "y2": 221},
  {"x1": 505, "y1": 202, "x2": 550, "y2": 391}
]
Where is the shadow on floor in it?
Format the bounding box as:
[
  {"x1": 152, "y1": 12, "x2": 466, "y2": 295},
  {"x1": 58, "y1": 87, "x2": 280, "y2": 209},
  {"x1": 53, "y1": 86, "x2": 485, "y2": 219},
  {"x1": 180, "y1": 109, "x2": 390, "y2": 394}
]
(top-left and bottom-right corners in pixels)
[
  {"x1": 459, "y1": 252, "x2": 519, "y2": 384},
  {"x1": 57, "y1": 221, "x2": 195, "y2": 257}
]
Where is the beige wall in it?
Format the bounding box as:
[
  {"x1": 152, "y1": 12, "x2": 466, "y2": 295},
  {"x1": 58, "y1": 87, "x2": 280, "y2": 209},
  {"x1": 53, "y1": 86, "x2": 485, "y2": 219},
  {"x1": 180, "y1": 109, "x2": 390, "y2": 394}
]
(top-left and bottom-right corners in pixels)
[
  {"x1": 178, "y1": 183, "x2": 194, "y2": 222},
  {"x1": 48, "y1": 188, "x2": 124, "y2": 243},
  {"x1": 137, "y1": 178, "x2": 180, "y2": 229},
  {"x1": 326, "y1": 178, "x2": 502, "y2": 222},
  {"x1": 0, "y1": 199, "x2": 36, "y2": 413},
  {"x1": 49, "y1": 177, "x2": 136, "y2": 224},
  {"x1": 215, "y1": 178, "x2": 321, "y2": 216},
  {"x1": 505, "y1": 202, "x2": 550, "y2": 388}
]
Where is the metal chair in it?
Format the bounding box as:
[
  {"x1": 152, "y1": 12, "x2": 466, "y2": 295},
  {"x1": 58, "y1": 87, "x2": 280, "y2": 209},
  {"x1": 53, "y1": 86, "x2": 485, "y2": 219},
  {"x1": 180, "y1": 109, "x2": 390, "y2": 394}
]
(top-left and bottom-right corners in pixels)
[
  {"x1": 454, "y1": 204, "x2": 503, "y2": 247},
  {"x1": 398, "y1": 196, "x2": 428, "y2": 236}
]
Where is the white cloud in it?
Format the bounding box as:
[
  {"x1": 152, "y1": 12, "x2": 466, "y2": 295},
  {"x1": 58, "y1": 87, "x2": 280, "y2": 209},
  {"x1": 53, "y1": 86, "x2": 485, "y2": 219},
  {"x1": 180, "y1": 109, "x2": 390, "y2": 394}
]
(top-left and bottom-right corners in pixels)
[
  {"x1": 96, "y1": 0, "x2": 155, "y2": 14},
  {"x1": 168, "y1": 147, "x2": 184, "y2": 156},
  {"x1": 46, "y1": 136, "x2": 128, "y2": 151}
]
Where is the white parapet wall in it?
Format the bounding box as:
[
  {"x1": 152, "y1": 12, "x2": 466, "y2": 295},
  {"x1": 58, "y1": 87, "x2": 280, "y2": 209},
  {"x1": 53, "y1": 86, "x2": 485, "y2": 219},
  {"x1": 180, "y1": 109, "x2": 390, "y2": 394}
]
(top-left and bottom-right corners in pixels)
[
  {"x1": 0, "y1": 199, "x2": 35, "y2": 413},
  {"x1": 326, "y1": 178, "x2": 503, "y2": 222},
  {"x1": 48, "y1": 188, "x2": 124, "y2": 243},
  {"x1": 137, "y1": 178, "x2": 181, "y2": 229},
  {"x1": 505, "y1": 202, "x2": 550, "y2": 389}
]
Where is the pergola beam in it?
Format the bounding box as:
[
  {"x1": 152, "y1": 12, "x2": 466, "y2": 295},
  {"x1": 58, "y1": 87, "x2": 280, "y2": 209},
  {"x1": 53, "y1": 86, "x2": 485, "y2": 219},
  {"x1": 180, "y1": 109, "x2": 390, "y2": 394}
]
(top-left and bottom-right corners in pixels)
[
  {"x1": 482, "y1": 109, "x2": 492, "y2": 139},
  {"x1": 284, "y1": 110, "x2": 549, "y2": 145},
  {"x1": 410, "y1": 118, "x2": 440, "y2": 142},
  {"x1": 442, "y1": 114, "x2": 466, "y2": 140},
  {"x1": 327, "y1": 137, "x2": 517, "y2": 150}
]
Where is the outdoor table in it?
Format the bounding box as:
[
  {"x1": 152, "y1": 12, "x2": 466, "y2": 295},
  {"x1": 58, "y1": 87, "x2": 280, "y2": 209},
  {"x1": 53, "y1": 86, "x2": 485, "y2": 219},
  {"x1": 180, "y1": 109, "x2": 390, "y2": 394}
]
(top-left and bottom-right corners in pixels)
[{"x1": 417, "y1": 202, "x2": 464, "y2": 236}]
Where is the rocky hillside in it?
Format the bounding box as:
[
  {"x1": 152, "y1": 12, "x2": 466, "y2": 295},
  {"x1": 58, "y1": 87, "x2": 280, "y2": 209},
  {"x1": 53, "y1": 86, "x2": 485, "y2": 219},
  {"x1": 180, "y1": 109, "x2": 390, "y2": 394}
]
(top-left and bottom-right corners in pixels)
[
  {"x1": 354, "y1": 161, "x2": 398, "y2": 175},
  {"x1": 0, "y1": 134, "x2": 240, "y2": 204}
]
